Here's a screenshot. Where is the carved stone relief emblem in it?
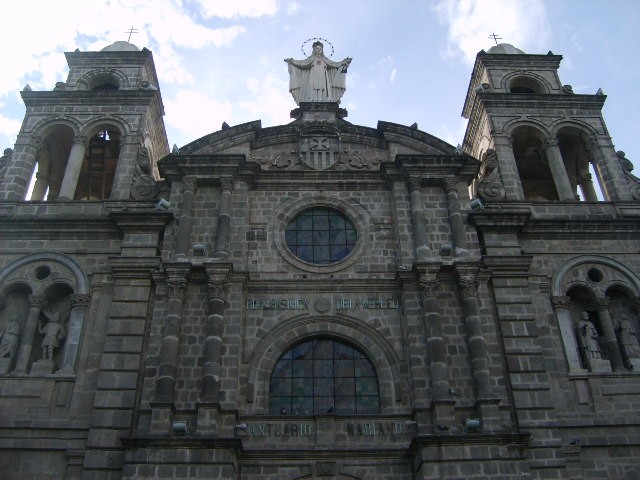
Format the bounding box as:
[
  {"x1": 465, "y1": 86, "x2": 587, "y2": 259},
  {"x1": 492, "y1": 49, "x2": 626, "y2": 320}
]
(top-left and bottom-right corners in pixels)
[{"x1": 300, "y1": 134, "x2": 340, "y2": 170}]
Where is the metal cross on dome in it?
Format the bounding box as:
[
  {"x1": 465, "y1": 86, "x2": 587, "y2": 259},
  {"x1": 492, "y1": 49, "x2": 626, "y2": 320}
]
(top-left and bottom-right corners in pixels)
[
  {"x1": 488, "y1": 33, "x2": 502, "y2": 45},
  {"x1": 125, "y1": 27, "x2": 139, "y2": 42}
]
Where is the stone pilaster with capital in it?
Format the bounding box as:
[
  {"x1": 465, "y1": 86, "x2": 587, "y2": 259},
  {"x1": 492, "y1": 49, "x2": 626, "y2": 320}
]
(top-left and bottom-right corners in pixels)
[
  {"x1": 213, "y1": 177, "x2": 235, "y2": 259},
  {"x1": 201, "y1": 277, "x2": 230, "y2": 405},
  {"x1": 175, "y1": 177, "x2": 197, "y2": 259},
  {"x1": 154, "y1": 276, "x2": 188, "y2": 403},
  {"x1": 418, "y1": 274, "x2": 451, "y2": 405},
  {"x1": 444, "y1": 179, "x2": 468, "y2": 254},
  {"x1": 456, "y1": 267, "x2": 492, "y2": 402},
  {"x1": 408, "y1": 177, "x2": 430, "y2": 260}
]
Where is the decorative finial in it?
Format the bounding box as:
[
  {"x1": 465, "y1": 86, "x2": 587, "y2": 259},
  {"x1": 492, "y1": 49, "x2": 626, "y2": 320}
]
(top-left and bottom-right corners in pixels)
[{"x1": 488, "y1": 33, "x2": 502, "y2": 45}]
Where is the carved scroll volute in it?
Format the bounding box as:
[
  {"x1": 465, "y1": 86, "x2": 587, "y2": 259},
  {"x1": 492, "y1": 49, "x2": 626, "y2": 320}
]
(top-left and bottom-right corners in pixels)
[
  {"x1": 477, "y1": 149, "x2": 506, "y2": 201},
  {"x1": 616, "y1": 151, "x2": 640, "y2": 201}
]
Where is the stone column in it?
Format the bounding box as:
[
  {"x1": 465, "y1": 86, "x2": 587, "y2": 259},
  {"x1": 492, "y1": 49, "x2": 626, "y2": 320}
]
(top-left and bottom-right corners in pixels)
[
  {"x1": 593, "y1": 296, "x2": 626, "y2": 371},
  {"x1": 408, "y1": 178, "x2": 430, "y2": 261},
  {"x1": 197, "y1": 271, "x2": 230, "y2": 435},
  {"x1": 30, "y1": 148, "x2": 50, "y2": 200},
  {"x1": 174, "y1": 177, "x2": 197, "y2": 260},
  {"x1": 418, "y1": 269, "x2": 455, "y2": 430},
  {"x1": 492, "y1": 134, "x2": 525, "y2": 201},
  {"x1": 201, "y1": 279, "x2": 229, "y2": 402},
  {"x1": 213, "y1": 176, "x2": 234, "y2": 260},
  {"x1": 14, "y1": 295, "x2": 47, "y2": 374},
  {"x1": 456, "y1": 265, "x2": 499, "y2": 429},
  {"x1": 31, "y1": 172, "x2": 49, "y2": 201},
  {"x1": 58, "y1": 136, "x2": 88, "y2": 201},
  {"x1": 154, "y1": 276, "x2": 187, "y2": 402},
  {"x1": 578, "y1": 169, "x2": 599, "y2": 202},
  {"x1": 543, "y1": 137, "x2": 575, "y2": 201},
  {"x1": 551, "y1": 296, "x2": 585, "y2": 373},
  {"x1": 457, "y1": 279, "x2": 491, "y2": 399},
  {"x1": 444, "y1": 179, "x2": 467, "y2": 255},
  {"x1": 58, "y1": 294, "x2": 91, "y2": 374},
  {"x1": 150, "y1": 273, "x2": 187, "y2": 434},
  {"x1": 0, "y1": 135, "x2": 41, "y2": 201}
]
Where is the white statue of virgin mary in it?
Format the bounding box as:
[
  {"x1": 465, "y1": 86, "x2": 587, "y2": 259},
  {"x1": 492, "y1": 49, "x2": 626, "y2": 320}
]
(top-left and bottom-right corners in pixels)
[{"x1": 285, "y1": 41, "x2": 352, "y2": 105}]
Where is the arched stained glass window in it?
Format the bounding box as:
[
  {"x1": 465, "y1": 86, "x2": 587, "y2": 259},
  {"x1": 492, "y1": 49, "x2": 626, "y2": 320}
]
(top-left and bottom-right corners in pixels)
[
  {"x1": 269, "y1": 338, "x2": 380, "y2": 415},
  {"x1": 285, "y1": 207, "x2": 357, "y2": 265}
]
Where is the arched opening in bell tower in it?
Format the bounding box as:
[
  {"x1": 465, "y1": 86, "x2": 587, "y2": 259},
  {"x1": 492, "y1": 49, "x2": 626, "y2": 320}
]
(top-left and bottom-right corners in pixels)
[
  {"x1": 73, "y1": 128, "x2": 121, "y2": 200},
  {"x1": 556, "y1": 127, "x2": 603, "y2": 201},
  {"x1": 511, "y1": 126, "x2": 558, "y2": 201},
  {"x1": 28, "y1": 125, "x2": 74, "y2": 201},
  {"x1": 27, "y1": 124, "x2": 122, "y2": 201}
]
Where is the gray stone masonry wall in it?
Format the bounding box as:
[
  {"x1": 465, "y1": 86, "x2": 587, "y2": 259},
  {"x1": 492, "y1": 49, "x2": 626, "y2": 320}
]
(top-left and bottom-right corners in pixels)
[
  {"x1": 83, "y1": 258, "x2": 157, "y2": 478},
  {"x1": 4, "y1": 42, "x2": 640, "y2": 479}
]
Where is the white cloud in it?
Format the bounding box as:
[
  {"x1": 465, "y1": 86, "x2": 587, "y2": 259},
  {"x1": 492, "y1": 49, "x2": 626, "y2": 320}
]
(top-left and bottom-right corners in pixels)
[
  {"x1": 195, "y1": 0, "x2": 278, "y2": 19},
  {"x1": 0, "y1": 112, "x2": 22, "y2": 139},
  {"x1": 0, "y1": 0, "x2": 249, "y2": 96},
  {"x1": 164, "y1": 89, "x2": 234, "y2": 145},
  {"x1": 367, "y1": 55, "x2": 395, "y2": 89},
  {"x1": 436, "y1": 118, "x2": 468, "y2": 148},
  {"x1": 433, "y1": 0, "x2": 550, "y2": 65},
  {"x1": 239, "y1": 75, "x2": 295, "y2": 126},
  {"x1": 286, "y1": 2, "x2": 301, "y2": 15}
]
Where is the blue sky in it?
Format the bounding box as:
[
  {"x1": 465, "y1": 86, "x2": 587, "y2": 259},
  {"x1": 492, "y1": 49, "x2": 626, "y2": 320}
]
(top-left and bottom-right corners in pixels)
[{"x1": 1, "y1": 0, "x2": 639, "y2": 171}]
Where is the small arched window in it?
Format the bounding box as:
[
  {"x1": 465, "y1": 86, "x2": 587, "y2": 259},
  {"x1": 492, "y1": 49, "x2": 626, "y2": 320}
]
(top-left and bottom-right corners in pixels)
[
  {"x1": 269, "y1": 338, "x2": 380, "y2": 415},
  {"x1": 89, "y1": 74, "x2": 120, "y2": 91},
  {"x1": 509, "y1": 76, "x2": 543, "y2": 94}
]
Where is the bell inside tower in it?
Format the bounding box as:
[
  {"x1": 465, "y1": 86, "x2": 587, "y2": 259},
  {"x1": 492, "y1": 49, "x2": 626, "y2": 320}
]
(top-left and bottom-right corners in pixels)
[{"x1": 74, "y1": 130, "x2": 120, "y2": 201}]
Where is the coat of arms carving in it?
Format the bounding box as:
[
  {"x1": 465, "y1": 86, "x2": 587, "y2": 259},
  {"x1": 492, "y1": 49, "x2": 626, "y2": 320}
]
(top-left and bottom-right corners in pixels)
[{"x1": 299, "y1": 132, "x2": 340, "y2": 170}]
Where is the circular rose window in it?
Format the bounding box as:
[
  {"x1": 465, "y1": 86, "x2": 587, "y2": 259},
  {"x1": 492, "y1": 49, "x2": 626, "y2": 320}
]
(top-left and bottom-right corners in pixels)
[{"x1": 285, "y1": 207, "x2": 357, "y2": 265}]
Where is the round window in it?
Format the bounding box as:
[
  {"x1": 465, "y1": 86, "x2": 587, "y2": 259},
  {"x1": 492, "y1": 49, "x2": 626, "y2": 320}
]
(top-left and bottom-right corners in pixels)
[{"x1": 285, "y1": 207, "x2": 357, "y2": 265}]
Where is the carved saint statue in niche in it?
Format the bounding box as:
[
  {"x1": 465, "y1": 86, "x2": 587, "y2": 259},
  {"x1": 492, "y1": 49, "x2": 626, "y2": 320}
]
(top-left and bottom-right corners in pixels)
[
  {"x1": 0, "y1": 318, "x2": 20, "y2": 361},
  {"x1": 578, "y1": 311, "x2": 602, "y2": 360},
  {"x1": 39, "y1": 310, "x2": 66, "y2": 361},
  {"x1": 285, "y1": 41, "x2": 351, "y2": 104},
  {"x1": 618, "y1": 316, "x2": 640, "y2": 367}
]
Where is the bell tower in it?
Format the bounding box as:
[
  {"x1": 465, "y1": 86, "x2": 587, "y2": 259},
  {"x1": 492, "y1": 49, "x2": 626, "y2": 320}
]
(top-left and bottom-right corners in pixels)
[
  {"x1": 462, "y1": 43, "x2": 632, "y2": 203},
  {"x1": 0, "y1": 41, "x2": 168, "y2": 202}
]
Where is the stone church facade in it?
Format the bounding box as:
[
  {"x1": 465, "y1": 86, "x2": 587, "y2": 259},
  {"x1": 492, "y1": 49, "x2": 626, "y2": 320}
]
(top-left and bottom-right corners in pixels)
[{"x1": 0, "y1": 40, "x2": 639, "y2": 479}]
